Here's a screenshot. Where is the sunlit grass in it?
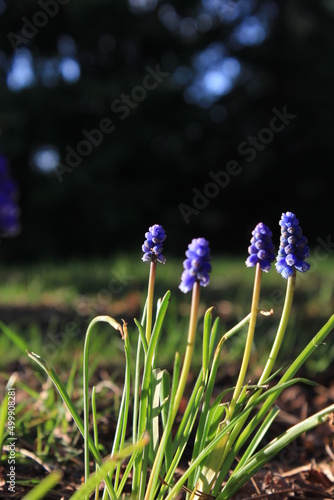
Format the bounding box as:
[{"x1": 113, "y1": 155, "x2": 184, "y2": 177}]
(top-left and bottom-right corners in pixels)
[
  {"x1": 0, "y1": 253, "x2": 333, "y2": 375},
  {"x1": 0, "y1": 251, "x2": 333, "y2": 498}
]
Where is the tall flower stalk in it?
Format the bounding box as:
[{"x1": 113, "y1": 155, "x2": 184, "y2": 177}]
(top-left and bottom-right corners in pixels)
[
  {"x1": 197, "y1": 223, "x2": 275, "y2": 493},
  {"x1": 229, "y1": 222, "x2": 276, "y2": 416},
  {"x1": 142, "y1": 224, "x2": 166, "y2": 342},
  {"x1": 173, "y1": 237, "x2": 211, "y2": 419},
  {"x1": 132, "y1": 224, "x2": 167, "y2": 497},
  {"x1": 145, "y1": 237, "x2": 211, "y2": 499},
  {"x1": 259, "y1": 211, "x2": 310, "y2": 383}
]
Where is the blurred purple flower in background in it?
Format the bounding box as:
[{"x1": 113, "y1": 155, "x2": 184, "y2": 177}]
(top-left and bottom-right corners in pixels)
[{"x1": 0, "y1": 152, "x2": 20, "y2": 236}]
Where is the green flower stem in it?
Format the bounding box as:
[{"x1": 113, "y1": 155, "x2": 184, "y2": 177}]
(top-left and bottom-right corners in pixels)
[
  {"x1": 143, "y1": 282, "x2": 200, "y2": 500},
  {"x1": 172, "y1": 280, "x2": 201, "y2": 422},
  {"x1": 146, "y1": 260, "x2": 157, "y2": 343},
  {"x1": 228, "y1": 263, "x2": 262, "y2": 420},
  {"x1": 211, "y1": 268, "x2": 295, "y2": 493},
  {"x1": 196, "y1": 264, "x2": 262, "y2": 495},
  {"x1": 258, "y1": 269, "x2": 296, "y2": 385}
]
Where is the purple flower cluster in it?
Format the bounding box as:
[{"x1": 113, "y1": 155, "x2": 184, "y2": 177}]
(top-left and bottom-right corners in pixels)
[
  {"x1": 141, "y1": 212, "x2": 310, "y2": 290},
  {"x1": 142, "y1": 224, "x2": 166, "y2": 264},
  {"x1": 275, "y1": 211, "x2": 310, "y2": 279},
  {"x1": 245, "y1": 222, "x2": 276, "y2": 272},
  {"x1": 0, "y1": 153, "x2": 20, "y2": 236},
  {"x1": 179, "y1": 237, "x2": 211, "y2": 293}
]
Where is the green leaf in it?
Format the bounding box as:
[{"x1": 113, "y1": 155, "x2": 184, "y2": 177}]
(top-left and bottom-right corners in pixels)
[
  {"x1": 135, "y1": 317, "x2": 148, "y2": 355},
  {"x1": 71, "y1": 435, "x2": 149, "y2": 500},
  {"x1": 0, "y1": 392, "x2": 8, "y2": 455},
  {"x1": 26, "y1": 350, "x2": 117, "y2": 500},
  {"x1": 202, "y1": 307, "x2": 214, "y2": 380},
  {"x1": 151, "y1": 368, "x2": 164, "y2": 457},
  {"x1": 220, "y1": 403, "x2": 334, "y2": 499},
  {"x1": 236, "y1": 406, "x2": 280, "y2": 470}
]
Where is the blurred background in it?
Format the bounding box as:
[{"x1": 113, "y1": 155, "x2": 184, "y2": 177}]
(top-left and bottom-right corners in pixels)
[{"x1": 0, "y1": 0, "x2": 333, "y2": 263}]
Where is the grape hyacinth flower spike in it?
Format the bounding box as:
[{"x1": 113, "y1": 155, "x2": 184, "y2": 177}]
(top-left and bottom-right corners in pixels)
[
  {"x1": 275, "y1": 211, "x2": 310, "y2": 279},
  {"x1": 179, "y1": 237, "x2": 211, "y2": 294},
  {"x1": 245, "y1": 222, "x2": 276, "y2": 272},
  {"x1": 142, "y1": 224, "x2": 166, "y2": 264},
  {"x1": 142, "y1": 224, "x2": 166, "y2": 343}
]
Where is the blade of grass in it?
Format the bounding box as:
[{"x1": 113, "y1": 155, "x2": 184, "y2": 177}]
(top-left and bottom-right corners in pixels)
[
  {"x1": 211, "y1": 314, "x2": 334, "y2": 496},
  {"x1": 220, "y1": 403, "x2": 334, "y2": 499},
  {"x1": 26, "y1": 350, "x2": 117, "y2": 500},
  {"x1": 189, "y1": 314, "x2": 251, "y2": 491},
  {"x1": 202, "y1": 307, "x2": 214, "y2": 381},
  {"x1": 134, "y1": 317, "x2": 148, "y2": 356},
  {"x1": 83, "y1": 316, "x2": 124, "y2": 490},
  {"x1": 144, "y1": 351, "x2": 180, "y2": 500},
  {"x1": 0, "y1": 320, "x2": 27, "y2": 352},
  {"x1": 212, "y1": 377, "x2": 318, "y2": 494},
  {"x1": 237, "y1": 405, "x2": 280, "y2": 468},
  {"x1": 0, "y1": 392, "x2": 8, "y2": 455},
  {"x1": 188, "y1": 314, "x2": 252, "y2": 491},
  {"x1": 132, "y1": 300, "x2": 147, "y2": 450},
  {"x1": 111, "y1": 322, "x2": 131, "y2": 493},
  {"x1": 71, "y1": 435, "x2": 150, "y2": 500},
  {"x1": 160, "y1": 369, "x2": 172, "y2": 472},
  {"x1": 161, "y1": 375, "x2": 205, "y2": 500},
  {"x1": 151, "y1": 368, "x2": 163, "y2": 460},
  {"x1": 91, "y1": 386, "x2": 99, "y2": 500},
  {"x1": 163, "y1": 404, "x2": 258, "y2": 500},
  {"x1": 21, "y1": 470, "x2": 63, "y2": 500}
]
